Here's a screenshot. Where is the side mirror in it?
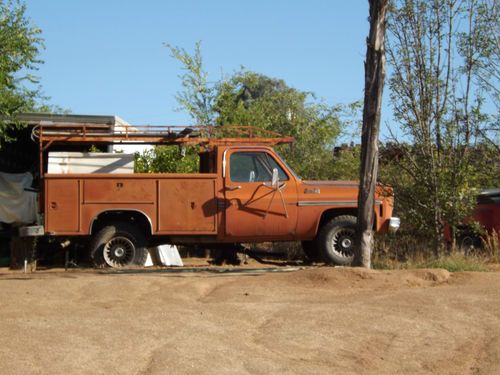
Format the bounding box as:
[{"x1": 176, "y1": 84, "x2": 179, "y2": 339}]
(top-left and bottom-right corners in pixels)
[{"x1": 271, "y1": 168, "x2": 279, "y2": 188}]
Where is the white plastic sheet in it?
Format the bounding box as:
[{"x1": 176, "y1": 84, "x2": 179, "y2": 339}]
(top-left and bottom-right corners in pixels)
[
  {"x1": 0, "y1": 172, "x2": 37, "y2": 224},
  {"x1": 145, "y1": 245, "x2": 183, "y2": 267}
]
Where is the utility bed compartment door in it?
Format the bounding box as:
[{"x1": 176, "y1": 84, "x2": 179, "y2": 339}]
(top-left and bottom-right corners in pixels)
[
  {"x1": 158, "y1": 178, "x2": 217, "y2": 233},
  {"x1": 45, "y1": 178, "x2": 79, "y2": 233},
  {"x1": 83, "y1": 179, "x2": 155, "y2": 203}
]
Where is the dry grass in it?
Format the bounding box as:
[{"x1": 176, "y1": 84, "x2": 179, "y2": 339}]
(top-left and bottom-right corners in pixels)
[
  {"x1": 481, "y1": 229, "x2": 500, "y2": 263},
  {"x1": 372, "y1": 232, "x2": 499, "y2": 272},
  {"x1": 262, "y1": 233, "x2": 499, "y2": 272},
  {"x1": 420, "y1": 252, "x2": 487, "y2": 272}
]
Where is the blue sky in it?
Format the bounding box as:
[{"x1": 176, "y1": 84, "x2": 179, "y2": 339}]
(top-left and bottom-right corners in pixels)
[{"x1": 26, "y1": 0, "x2": 377, "y2": 139}]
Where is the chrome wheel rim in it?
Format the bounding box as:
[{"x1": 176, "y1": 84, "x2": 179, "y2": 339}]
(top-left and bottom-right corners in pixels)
[
  {"x1": 331, "y1": 228, "x2": 355, "y2": 258},
  {"x1": 103, "y1": 236, "x2": 135, "y2": 268}
]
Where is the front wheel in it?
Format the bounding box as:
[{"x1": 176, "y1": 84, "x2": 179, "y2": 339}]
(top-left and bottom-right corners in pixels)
[
  {"x1": 89, "y1": 223, "x2": 148, "y2": 268},
  {"x1": 317, "y1": 215, "x2": 357, "y2": 265}
]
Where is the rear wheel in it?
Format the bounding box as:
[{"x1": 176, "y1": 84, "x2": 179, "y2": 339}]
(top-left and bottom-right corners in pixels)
[
  {"x1": 90, "y1": 223, "x2": 148, "y2": 268},
  {"x1": 317, "y1": 215, "x2": 357, "y2": 265}
]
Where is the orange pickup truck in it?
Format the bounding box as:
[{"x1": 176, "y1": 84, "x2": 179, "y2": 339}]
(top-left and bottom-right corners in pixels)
[{"x1": 29, "y1": 123, "x2": 399, "y2": 268}]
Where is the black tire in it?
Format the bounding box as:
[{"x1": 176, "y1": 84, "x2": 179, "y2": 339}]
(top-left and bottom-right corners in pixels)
[
  {"x1": 301, "y1": 240, "x2": 320, "y2": 262},
  {"x1": 89, "y1": 223, "x2": 148, "y2": 268},
  {"x1": 317, "y1": 215, "x2": 357, "y2": 265}
]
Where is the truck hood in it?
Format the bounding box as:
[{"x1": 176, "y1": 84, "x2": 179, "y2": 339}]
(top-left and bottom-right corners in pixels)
[{"x1": 298, "y1": 180, "x2": 391, "y2": 203}]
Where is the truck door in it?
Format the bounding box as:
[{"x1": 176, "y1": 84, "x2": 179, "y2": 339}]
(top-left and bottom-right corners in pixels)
[{"x1": 223, "y1": 149, "x2": 297, "y2": 240}]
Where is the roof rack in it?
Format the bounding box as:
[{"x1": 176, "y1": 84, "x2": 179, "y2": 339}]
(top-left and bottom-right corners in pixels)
[{"x1": 32, "y1": 123, "x2": 295, "y2": 149}]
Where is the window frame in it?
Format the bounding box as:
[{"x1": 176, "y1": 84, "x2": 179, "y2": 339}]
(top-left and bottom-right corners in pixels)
[{"x1": 229, "y1": 151, "x2": 290, "y2": 183}]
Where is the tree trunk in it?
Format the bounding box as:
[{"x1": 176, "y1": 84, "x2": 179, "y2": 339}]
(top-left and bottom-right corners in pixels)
[{"x1": 355, "y1": 0, "x2": 388, "y2": 268}]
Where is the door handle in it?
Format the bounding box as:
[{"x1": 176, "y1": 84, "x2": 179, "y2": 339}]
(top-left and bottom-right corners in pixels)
[{"x1": 226, "y1": 185, "x2": 242, "y2": 191}]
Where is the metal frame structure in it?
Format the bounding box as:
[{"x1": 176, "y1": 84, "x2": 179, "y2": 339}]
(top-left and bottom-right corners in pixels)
[{"x1": 31, "y1": 122, "x2": 295, "y2": 178}]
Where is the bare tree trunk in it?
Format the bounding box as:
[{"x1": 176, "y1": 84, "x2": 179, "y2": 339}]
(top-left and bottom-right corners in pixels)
[{"x1": 355, "y1": 0, "x2": 388, "y2": 268}]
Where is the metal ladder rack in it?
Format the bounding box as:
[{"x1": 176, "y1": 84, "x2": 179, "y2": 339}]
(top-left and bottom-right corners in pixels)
[
  {"x1": 32, "y1": 123, "x2": 294, "y2": 146},
  {"x1": 31, "y1": 122, "x2": 294, "y2": 178}
]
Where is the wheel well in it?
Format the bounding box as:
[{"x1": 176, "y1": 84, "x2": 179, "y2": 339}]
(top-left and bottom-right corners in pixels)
[
  {"x1": 317, "y1": 208, "x2": 378, "y2": 232},
  {"x1": 318, "y1": 208, "x2": 357, "y2": 230},
  {"x1": 90, "y1": 210, "x2": 152, "y2": 237}
]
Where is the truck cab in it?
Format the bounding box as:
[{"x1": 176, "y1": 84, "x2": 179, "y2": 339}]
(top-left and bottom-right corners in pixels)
[{"x1": 216, "y1": 145, "x2": 398, "y2": 264}]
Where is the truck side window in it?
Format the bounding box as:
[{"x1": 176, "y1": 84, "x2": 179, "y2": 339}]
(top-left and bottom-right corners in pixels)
[{"x1": 230, "y1": 152, "x2": 289, "y2": 182}]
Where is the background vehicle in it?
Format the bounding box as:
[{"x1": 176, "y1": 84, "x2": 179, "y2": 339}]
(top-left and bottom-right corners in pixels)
[{"x1": 445, "y1": 189, "x2": 500, "y2": 251}]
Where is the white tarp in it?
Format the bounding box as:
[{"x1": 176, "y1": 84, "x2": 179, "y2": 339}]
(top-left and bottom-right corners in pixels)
[
  {"x1": 48, "y1": 152, "x2": 134, "y2": 174},
  {"x1": 0, "y1": 172, "x2": 37, "y2": 224}
]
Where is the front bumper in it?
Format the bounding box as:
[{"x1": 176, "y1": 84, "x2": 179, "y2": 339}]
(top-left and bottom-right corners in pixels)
[{"x1": 388, "y1": 217, "x2": 401, "y2": 233}]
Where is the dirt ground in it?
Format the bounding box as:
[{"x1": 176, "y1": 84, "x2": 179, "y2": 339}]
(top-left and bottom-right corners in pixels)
[{"x1": 0, "y1": 261, "x2": 499, "y2": 375}]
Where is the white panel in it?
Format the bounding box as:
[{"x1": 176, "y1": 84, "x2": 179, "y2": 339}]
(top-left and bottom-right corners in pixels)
[{"x1": 48, "y1": 152, "x2": 134, "y2": 174}]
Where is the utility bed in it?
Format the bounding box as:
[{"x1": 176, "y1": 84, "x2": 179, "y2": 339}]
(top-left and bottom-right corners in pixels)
[{"x1": 45, "y1": 173, "x2": 218, "y2": 235}]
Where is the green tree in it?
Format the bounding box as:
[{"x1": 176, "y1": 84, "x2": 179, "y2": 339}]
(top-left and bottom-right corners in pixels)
[
  {"x1": 164, "y1": 42, "x2": 349, "y2": 180},
  {"x1": 134, "y1": 146, "x2": 198, "y2": 173},
  {"x1": 331, "y1": 145, "x2": 361, "y2": 180},
  {"x1": 0, "y1": 0, "x2": 44, "y2": 142},
  {"x1": 214, "y1": 71, "x2": 343, "y2": 180},
  {"x1": 384, "y1": 0, "x2": 499, "y2": 249},
  {"x1": 165, "y1": 41, "x2": 215, "y2": 125}
]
